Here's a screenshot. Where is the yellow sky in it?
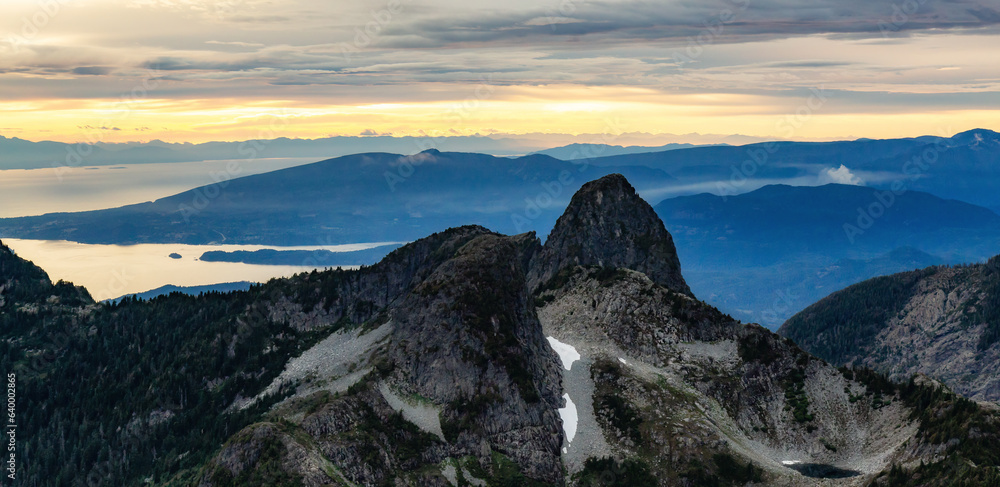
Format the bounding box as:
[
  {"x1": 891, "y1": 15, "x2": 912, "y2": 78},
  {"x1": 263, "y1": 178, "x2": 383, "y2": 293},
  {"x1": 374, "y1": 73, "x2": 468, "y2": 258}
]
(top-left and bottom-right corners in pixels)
[{"x1": 6, "y1": 87, "x2": 999, "y2": 144}]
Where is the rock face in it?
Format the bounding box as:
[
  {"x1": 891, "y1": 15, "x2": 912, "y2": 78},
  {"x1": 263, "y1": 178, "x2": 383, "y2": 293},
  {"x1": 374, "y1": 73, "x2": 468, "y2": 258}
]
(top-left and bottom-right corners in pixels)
[
  {"x1": 199, "y1": 232, "x2": 566, "y2": 487},
  {"x1": 267, "y1": 225, "x2": 493, "y2": 329},
  {"x1": 527, "y1": 173, "x2": 691, "y2": 296},
  {"x1": 780, "y1": 256, "x2": 1000, "y2": 403},
  {"x1": 387, "y1": 234, "x2": 564, "y2": 482}
]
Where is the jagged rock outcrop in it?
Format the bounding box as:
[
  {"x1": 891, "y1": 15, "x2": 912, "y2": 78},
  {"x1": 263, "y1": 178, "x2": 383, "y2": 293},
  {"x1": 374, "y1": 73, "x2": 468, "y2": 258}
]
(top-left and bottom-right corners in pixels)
[
  {"x1": 780, "y1": 255, "x2": 1000, "y2": 402},
  {"x1": 264, "y1": 225, "x2": 492, "y2": 330},
  {"x1": 386, "y1": 233, "x2": 564, "y2": 482},
  {"x1": 527, "y1": 173, "x2": 691, "y2": 296}
]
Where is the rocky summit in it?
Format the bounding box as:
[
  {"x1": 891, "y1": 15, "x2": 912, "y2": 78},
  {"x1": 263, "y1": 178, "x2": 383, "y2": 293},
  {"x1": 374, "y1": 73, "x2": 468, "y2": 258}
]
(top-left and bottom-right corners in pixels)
[
  {"x1": 6, "y1": 174, "x2": 1000, "y2": 487},
  {"x1": 526, "y1": 173, "x2": 691, "y2": 296}
]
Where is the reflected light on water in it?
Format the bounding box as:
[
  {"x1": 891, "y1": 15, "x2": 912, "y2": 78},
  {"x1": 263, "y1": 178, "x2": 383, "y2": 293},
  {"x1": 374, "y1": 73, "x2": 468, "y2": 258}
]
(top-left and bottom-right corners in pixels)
[{"x1": 1, "y1": 239, "x2": 392, "y2": 301}]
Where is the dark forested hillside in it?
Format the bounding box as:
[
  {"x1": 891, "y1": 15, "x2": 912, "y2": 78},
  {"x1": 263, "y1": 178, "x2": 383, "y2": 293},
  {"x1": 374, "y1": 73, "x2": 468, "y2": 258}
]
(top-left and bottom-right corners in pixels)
[{"x1": 780, "y1": 255, "x2": 1000, "y2": 403}]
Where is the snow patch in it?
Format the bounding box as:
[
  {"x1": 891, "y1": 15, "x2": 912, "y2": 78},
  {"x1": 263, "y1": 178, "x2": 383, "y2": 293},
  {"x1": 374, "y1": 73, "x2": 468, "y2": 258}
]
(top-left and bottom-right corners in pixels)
[
  {"x1": 547, "y1": 336, "x2": 581, "y2": 371},
  {"x1": 782, "y1": 460, "x2": 802, "y2": 465},
  {"x1": 378, "y1": 382, "x2": 445, "y2": 441},
  {"x1": 618, "y1": 357, "x2": 627, "y2": 365},
  {"x1": 558, "y1": 393, "x2": 578, "y2": 444}
]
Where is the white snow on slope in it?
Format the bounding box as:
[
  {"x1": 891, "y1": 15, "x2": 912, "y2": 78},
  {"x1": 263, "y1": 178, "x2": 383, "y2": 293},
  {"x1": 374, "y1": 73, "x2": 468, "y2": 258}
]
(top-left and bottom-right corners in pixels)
[
  {"x1": 546, "y1": 336, "x2": 580, "y2": 371},
  {"x1": 559, "y1": 393, "x2": 578, "y2": 446}
]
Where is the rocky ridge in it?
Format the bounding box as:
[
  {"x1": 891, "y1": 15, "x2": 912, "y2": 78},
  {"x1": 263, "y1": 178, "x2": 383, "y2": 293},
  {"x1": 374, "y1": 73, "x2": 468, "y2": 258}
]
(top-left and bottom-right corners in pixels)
[{"x1": 780, "y1": 255, "x2": 1000, "y2": 403}]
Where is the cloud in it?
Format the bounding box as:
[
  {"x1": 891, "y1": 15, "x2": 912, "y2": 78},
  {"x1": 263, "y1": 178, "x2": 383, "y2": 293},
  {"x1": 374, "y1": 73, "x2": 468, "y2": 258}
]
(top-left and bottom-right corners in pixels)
[
  {"x1": 377, "y1": 0, "x2": 1000, "y2": 49},
  {"x1": 78, "y1": 125, "x2": 122, "y2": 131},
  {"x1": 72, "y1": 66, "x2": 113, "y2": 76},
  {"x1": 228, "y1": 15, "x2": 290, "y2": 23},
  {"x1": 968, "y1": 6, "x2": 1000, "y2": 23},
  {"x1": 205, "y1": 41, "x2": 266, "y2": 48},
  {"x1": 819, "y1": 165, "x2": 864, "y2": 185}
]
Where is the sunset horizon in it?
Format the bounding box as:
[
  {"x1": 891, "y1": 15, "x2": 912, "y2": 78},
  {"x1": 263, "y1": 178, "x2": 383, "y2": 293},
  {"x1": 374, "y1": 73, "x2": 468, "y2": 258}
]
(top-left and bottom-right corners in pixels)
[{"x1": 3, "y1": 0, "x2": 997, "y2": 144}]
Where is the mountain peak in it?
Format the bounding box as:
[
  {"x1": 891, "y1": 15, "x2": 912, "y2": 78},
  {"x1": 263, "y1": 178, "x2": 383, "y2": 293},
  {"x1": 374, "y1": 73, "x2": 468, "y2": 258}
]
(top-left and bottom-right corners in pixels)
[
  {"x1": 527, "y1": 173, "x2": 691, "y2": 295},
  {"x1": 578, "y1": 172, "x2": 631, "y2": 193},
  {"x1": 948, "y1": 128, "x2": 1000, "y2": 148}
]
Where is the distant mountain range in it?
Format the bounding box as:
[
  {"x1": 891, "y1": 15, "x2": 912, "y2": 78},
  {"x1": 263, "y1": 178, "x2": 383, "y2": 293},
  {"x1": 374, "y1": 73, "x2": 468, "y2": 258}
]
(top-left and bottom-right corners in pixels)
[
  {"x1": 530, "y1": 142, "x2": 716, "y2": 160},
  {"x1": 0, "y1": 131, "x2": 781, "y2": 171},
  {"x1": 0, "y1": 150, "x2": 675, "y2": 245},
  {"x1": 0, "y1": 134, "x2": 543, "y2": 169},
  {"x1": 655, "y1": 183, "x2": 1000, "y2": 326},
  {"x1": 9, "y1": 128, "x2": 997, "y2": 211},
  {"x1": 587, "y1": 128, "x2": 1000, "y2": 210},
  {"x1": 3, "y1": 130, "x2": 999, "y2": 327}
]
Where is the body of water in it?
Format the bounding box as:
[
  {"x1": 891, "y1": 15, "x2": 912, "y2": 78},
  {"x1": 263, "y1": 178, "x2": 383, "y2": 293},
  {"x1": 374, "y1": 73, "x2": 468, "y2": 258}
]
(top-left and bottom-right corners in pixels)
[
  {"x1": 2, "y1": 239, "x2": 397, "y2": 301},
  {"x1": 0, "y1": 157, "x2": 318, "y2": 218}
]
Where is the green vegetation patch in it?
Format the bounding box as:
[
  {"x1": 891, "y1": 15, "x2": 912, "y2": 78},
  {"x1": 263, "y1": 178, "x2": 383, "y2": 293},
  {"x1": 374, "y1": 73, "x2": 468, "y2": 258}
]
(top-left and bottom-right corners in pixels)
[
  {"x1": 783, "y1": 367, "x2": 814, "y2": 424},
  {"x1": 680, "y1": 453, "x2": 763, "y2": 487},
  {"x1": 595, "y1": 394, "x2": 643, "y2": 445},
  {"x1": 574, "y1": 457, "x2": 657, "y2": 487}
]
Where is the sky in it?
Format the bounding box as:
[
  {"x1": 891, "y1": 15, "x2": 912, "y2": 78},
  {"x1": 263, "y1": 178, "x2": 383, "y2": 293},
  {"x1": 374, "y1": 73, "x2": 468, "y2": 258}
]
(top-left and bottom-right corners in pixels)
[{"x1": 1, "y1": 0, "x2": 999, "y2": 144}]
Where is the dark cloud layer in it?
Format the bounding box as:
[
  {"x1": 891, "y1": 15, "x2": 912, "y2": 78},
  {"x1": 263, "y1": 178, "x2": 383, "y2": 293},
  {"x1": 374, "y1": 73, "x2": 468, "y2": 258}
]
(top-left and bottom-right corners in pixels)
[{"x1": 378, "y1": 0, "x2": 1000, "y2": 48}]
